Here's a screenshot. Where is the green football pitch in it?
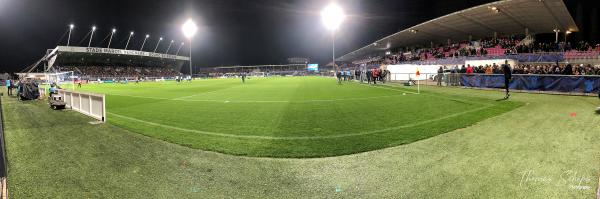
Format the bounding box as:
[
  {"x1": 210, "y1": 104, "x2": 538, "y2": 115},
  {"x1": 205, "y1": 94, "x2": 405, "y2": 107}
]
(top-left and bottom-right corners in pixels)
[
  {"x1": 76, "y1": 76, "x2": 520, "y2": 157},
  {"x1": 3, "y1": 82, "x2": 599, "y2": 198}
]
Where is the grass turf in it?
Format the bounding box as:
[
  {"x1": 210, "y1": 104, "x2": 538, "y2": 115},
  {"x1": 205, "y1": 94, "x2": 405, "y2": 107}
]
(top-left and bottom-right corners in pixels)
[
  {"x1": 74, "y1": 76, "x2": 521, "y2": 157},
  {"x1": 2, "y1": 85, "x2": 599, "y2": 198}
]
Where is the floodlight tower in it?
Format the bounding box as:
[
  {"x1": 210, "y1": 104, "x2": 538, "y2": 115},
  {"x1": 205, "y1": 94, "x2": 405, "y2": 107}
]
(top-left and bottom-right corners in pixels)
[
  {"x1": 140, "y1": 34, "x2": 149, "y2": 51},
  {"x1": 153, "y1": 37, "x2": 163, "y2": 53},
  {"x1": 67, "y1": 24, "x2": 74, "y2": 46},
  {"x1": 88, "y1": 26, "x2": 97, "y2": 47},
  {"x1": 321, "y1": 3, "x2": 345, "y2": 74},
  {"x1": 107, "y1": 28, "x2": 116, "y2": 48},
  {"x1": 182, "y1": 18, "x2": 198, "y2": 77},
  {"x1": 125, "y1": 31, "x2": 134, "y2": 50},
  {"x1": 165, "y1": 40, "x2": 174, "y2": 54}
]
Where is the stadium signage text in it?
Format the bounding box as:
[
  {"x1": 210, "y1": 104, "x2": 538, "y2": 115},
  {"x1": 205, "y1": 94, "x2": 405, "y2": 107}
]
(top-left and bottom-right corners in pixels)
[{"x1": 85, "y1": 47, "x2": 179, "y2": 59}]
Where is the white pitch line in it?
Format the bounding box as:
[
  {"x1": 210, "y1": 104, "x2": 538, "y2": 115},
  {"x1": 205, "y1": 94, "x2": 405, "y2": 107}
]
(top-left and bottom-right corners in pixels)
[
  {"x1": 106, "y1": 93, "x2": 407, "y2": 103},
  {"x1": 356, "y1": 83, "x2": 420, "y2": 94},
  {"x1": 173, "y1": 89, "x2": 222, "y2": 100},
  {"x1": 108, "y1": 104, "x2": 493, "y2": 140}
]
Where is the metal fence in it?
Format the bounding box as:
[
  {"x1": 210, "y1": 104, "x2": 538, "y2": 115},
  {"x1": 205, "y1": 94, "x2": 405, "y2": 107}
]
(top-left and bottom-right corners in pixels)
[{"x1": 389, "y1": 73, "x2": 600, "y2": 95}]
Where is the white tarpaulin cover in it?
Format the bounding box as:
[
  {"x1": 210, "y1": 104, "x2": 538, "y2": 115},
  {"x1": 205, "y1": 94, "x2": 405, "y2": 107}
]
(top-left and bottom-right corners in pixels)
[{"x1": 387, "y1": 64, "x2": 441, "y2": 80}]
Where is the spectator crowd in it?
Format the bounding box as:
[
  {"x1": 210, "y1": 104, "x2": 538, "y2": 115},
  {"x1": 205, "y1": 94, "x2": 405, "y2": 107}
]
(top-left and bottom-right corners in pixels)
[
  {"x1": 352, "y1": 35, "x2": 600, "y2": 67},
  {"x1": 58, "y1": 66, "x2": 180, "y2": 79},
  {"x1": 447, "y1": 63, "x2": 600, "y2": 75}
]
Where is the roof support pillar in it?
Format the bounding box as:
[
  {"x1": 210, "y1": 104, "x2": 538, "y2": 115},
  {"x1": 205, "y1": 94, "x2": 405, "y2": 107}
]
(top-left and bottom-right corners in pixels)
[
  {"x1": 469, "y1": 35, "x2": 472, "y2": 42},
  {"x1": 494, "y1": 32, "x2": 498, "y2": 42},
  {"x1": 525, "y1": 28, "x2": 529, "y2": 36}
]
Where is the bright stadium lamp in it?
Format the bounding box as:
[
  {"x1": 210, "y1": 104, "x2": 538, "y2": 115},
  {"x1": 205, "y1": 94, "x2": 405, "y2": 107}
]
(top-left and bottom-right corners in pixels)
[
  {"x1": 140, "y1": 34, "x2": 149, "y2": 51},
  {"x1": 321, "y1": 3, "x2": 345, "y2": 76},
  {"x1": 125, "y1": 31, "x2": 134, "y2": 50},
  {"x1": 67, "y1": 24, "x2": 74, "y2": 46},
  {"x1": 153, "y1": 37, "x2": 163, "y2": 53},
  {"x1": 88, "y1": 26, "x2": 97, "y2": 47},
  {"x1": 321, "y1": 3, "x2": 345, "y2": 31},
  {"x1": 182, "y1": 18, "x2": 198, "y2": 77},
  {"x1": 107, "y1": 28, "x2": 116, "y2": 49}
]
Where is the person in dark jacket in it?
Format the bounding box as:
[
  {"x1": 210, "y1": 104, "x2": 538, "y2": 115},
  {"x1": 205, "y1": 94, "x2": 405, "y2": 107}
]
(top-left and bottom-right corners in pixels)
[
  {"x1": 563, "y1": 64, "x2": 573, "y2": 75},
  {"x1": 437, "y1": 66, "x2": 443, "y2": 86},
  {"x1": 502, "y1": 60, "x2": 512, "y2": 99}
]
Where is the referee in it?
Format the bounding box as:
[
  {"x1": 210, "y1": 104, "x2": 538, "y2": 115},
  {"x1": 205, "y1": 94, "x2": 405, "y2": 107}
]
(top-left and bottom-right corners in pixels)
[{"x1": 502, "y1": 60, "x2": 512, "y2": 99}]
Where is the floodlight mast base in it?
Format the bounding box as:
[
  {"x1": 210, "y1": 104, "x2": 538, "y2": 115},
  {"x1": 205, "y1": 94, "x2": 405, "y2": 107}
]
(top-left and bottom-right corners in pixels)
[
  {"x1": 332, "y1": 31, "x2": 336, "y2": 75},
  {"x1": 189, "y1": 38, "x2": 193, "y2": 78}
]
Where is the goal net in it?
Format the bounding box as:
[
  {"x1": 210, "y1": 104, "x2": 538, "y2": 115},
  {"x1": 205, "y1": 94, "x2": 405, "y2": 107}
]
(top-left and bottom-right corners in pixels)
[{"x1": 45, "y1": 71, "x2": 76, "y2": 90}]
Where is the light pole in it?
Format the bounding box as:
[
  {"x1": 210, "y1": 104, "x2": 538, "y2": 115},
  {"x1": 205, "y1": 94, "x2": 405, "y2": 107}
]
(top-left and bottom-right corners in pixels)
[
  {"x1": 321, "y1": 3, "x2": 345, "y2": 75},
  {"x1": 165, "y1": 40, "x2": 174, "y2": 54},
  {"x1": 107, "y1": 28, "x2": 116, "y2": 48},
  {"x1": 175, "y1": 42, "x2": 184, "y2": 56},
  {"x1": 125, "y1": 31, "x2": 134, "y2": 50},
  {"x1": 565, "y1": 30, "x2": 572, "y2": 43},
  {"x1": 88, "y1": 26, "x2": 96, "y2": 47},
  {"x1": 67, "y1": 24, "x2": 74, "y2": 46},
  {"x1": 182, "y1": 19, "x2": 198, "y2": 77},
  {"x1": 153, "y1": 37, "x2": 163, "y2": 53},
  {"x1": 140, "y1": 34, "x2": 149, "y2": 51}
]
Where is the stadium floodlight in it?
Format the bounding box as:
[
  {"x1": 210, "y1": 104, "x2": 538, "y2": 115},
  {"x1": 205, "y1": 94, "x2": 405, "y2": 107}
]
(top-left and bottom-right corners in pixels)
[
  {"x1": 125, "y1": 31, "x2": 134, "y2": 50},
  {"x1": 182, "y1": 18, "x2": 198, "y2": 77},
  {"x1": 140, "y1": 34, "x2": 149, "y2": 51},
  {"x1": 88, "y1": 26, "x2": 97, "y2": 47},
  {"x1": 175, "y1": 42, "x2": 184, "y2": 56},
  {"x1": 67, "y1": 24, "x2": 74, "y2": 46},
  {"x1": 107, "y1": 28, "x2": 116, "y2": 49},
  {"x1": 153, "y1": 37, "x2": 163, "y2": 53},
  {"x1": 165, "y1": 40, "x2": 174, "y2": 54},
  {"x1": 321, "y1": 3, "x2": 345, "y2": 74},
  {"x1": 321, "y1": 3, "x2": 345, "y2": 31}
]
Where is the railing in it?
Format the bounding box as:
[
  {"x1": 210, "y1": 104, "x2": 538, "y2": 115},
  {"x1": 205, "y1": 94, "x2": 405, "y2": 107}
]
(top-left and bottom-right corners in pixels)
[{"x1": 389, "y1": 73, "x2": 600, "y2": 95}]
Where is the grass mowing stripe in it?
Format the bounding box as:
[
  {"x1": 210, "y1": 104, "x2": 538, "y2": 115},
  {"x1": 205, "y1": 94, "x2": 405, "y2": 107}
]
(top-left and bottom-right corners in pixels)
[
  {"x1": 107, "y1": 92, "x2": 412, "y2": 103},
  {"x1": 108, "y1": 104, "x2": 494, "y2": 140},
  {"x1": 77, "y1": 76, "x2": 521, "y2": 157}
]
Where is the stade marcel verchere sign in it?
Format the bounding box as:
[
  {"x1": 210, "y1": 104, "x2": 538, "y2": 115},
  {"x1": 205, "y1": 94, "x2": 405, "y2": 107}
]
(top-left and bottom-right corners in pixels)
[{"x1": 52, "y1": 46, "x2": 190, "y2": 61}]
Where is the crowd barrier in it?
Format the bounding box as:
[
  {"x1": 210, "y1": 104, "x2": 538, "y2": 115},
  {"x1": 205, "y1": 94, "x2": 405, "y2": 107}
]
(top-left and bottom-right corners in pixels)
[
  {"x1": 389, "y1": 73, "x2": 600, "y2": 95},
  {"x1": 57, "y1": 89, "x2": 106, "y2": 122},
  {"x1": 460, "y1": 74, "x2": 600, "y2": 94}
]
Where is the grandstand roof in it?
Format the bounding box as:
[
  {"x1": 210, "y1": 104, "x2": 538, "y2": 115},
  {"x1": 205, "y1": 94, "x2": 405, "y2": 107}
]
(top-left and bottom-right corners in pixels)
[
  {"x1": 46, "y1": 46, "x2": 190, "y2": 69},
  {"x1": 337, "y1": 0, "x2": 578, "y2": 62}
]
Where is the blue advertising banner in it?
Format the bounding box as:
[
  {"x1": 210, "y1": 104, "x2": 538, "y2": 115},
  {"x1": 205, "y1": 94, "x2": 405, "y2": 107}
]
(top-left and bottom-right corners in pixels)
[{"x1": 460, "y1": 74, "x2": 600, "y2": 94}]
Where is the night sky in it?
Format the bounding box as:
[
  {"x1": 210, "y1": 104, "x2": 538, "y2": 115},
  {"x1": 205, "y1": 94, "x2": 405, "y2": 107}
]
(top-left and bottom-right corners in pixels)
[{"x1": 0, "y1": 0, "x2": 596, "y2": 73}]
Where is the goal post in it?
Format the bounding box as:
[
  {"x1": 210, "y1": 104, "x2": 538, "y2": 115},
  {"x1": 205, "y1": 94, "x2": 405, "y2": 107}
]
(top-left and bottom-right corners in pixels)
[{"x1": 45, "y1": 71, "x2": 75, "y2": 91}]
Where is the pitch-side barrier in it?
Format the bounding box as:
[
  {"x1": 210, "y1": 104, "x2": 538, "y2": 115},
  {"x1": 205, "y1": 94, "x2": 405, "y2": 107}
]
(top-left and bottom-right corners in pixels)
[
  {"x1": 38, "y1": 88, "x2": 106, "y2": 122},
  {"x1": 389, "y1": 73, "x2": 600, "y2": 96}
]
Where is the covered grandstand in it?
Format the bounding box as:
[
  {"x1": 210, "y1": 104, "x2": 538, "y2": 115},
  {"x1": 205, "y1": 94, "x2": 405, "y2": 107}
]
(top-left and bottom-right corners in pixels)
[
  {"x1": 337, "y1": 0, "x2": 581, "y2": 65},
  {"x1": 22, "y1": 46, "x2": 190, "y2": 80}
]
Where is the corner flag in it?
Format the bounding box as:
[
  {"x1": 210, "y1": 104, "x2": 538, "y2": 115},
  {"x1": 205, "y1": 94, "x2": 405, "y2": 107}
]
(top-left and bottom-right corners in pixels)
[{"x1": 416, "y1": 68, "x2": 420, "y2": 94}]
